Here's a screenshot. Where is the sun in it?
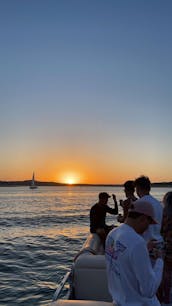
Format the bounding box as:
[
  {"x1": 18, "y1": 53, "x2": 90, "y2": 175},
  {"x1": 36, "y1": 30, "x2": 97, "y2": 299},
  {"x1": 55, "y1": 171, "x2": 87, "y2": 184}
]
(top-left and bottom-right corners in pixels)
[
  {"x1": 66, "y1": 178, "x2": 75, "y2": 185},
  {"x1": 59, "y1": 172, "x2": 81, "y2": 185}
]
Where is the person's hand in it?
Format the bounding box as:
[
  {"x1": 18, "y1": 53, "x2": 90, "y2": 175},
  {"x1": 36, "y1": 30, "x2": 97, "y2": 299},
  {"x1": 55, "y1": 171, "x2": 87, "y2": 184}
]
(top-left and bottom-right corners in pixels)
[
  {"x1": 148, "y1": 240, "x2": 165, "y2": 260},
  {"x1": 96, "y1": 228, "x2": 106, "y2": 238},
  {"x1": 119, "y1": 199, "x2": 124, "y2": 207},
  {"x1": 147, "y1": 239, "x2": 157, "y2": 251},
  {"x1": 117, "y1": 214, "x2": 124, "y2": 223},
  {"x1": 96, "y1": 228, "x2": 106, "y2": 235},
  {"x1": 112, "y1": 194, "x2": 117, "y2": 202},
  {"x1": 151, "y1": 248, "x2": 164, "y2": 260}
]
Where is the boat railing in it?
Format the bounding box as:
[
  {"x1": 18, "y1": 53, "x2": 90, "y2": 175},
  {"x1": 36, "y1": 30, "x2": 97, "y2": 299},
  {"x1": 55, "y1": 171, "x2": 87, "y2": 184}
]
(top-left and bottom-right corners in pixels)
[{"x1": 52, "y1": 270, "x2": 73, "y2": 301}]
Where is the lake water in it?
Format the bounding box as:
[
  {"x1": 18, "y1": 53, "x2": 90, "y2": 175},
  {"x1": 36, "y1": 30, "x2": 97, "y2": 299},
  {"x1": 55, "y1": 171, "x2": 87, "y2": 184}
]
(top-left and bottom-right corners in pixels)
[{"x1": 0, "y1": 186, "x2": 170, "y2": 305}]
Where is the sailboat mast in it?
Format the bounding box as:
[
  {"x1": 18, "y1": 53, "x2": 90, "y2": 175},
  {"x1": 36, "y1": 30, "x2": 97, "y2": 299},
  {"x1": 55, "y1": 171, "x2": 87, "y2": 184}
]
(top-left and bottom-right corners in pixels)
[{"x1": 30, "y1": 171, "x2": 38, "y2": 189}]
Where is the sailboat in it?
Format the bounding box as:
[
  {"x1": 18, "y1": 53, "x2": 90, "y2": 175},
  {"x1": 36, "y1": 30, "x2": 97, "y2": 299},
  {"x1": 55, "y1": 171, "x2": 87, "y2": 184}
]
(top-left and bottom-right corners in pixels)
[{"x1": 29, "y1": 172, "x2": 38, "y2": 189}]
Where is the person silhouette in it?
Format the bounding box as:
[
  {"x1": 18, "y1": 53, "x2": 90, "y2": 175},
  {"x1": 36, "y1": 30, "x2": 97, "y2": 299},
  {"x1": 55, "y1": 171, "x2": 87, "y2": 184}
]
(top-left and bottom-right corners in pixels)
[
  {"x1": 90, "y1": 192, "x2": 118, "y2": 247},
  {"x1": 118, "y1": 180, "x2": 137, "y2": 223}
]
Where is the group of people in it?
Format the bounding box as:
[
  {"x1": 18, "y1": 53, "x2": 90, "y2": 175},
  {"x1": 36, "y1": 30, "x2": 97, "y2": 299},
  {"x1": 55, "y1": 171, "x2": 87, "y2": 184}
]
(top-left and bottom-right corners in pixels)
[{"x1": 89, "y1": 175, "x2": 172, "y2": 306}]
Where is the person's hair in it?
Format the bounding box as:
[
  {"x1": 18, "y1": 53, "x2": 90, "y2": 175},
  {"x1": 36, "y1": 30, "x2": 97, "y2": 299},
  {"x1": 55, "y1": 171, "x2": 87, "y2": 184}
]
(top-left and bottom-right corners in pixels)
[
  {"x1": 99, "y1": 192, "x2": 109, "y2": 200},
  {"x1": 163, "y1": 191, "x2": 172, "y2": 218},
  {"x1": 134, "y1": 175, "x2": 151, "y2": 192},
  {"x1": 128, "y1": 211, "x2": 145, "y2": 219},
  {"x1": 124, "y1": 180, "x2": 135, "y2": 193}
]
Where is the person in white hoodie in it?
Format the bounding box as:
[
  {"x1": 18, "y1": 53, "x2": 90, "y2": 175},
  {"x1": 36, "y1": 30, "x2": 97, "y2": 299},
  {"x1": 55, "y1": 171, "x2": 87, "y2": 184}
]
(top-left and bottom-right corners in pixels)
[
  {"x1": 134, "y1": 175, "x2": 163, "y2": 244},
  {"x1": 105, "y1": 199, "x2": 164, "y2": 306}
]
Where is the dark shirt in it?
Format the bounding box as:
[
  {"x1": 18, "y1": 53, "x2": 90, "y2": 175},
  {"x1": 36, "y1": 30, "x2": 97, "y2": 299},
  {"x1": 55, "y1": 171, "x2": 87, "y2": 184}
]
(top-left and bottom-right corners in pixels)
[
  {"x1": 161, "y1": 212, "x2": 172, "y2": 267},
  {"x1": 122, "y1": 196, "x2": 137, "y2": 221},
  {"x1": 90, "y1": 203, "x2": 118, "y2": 233}
]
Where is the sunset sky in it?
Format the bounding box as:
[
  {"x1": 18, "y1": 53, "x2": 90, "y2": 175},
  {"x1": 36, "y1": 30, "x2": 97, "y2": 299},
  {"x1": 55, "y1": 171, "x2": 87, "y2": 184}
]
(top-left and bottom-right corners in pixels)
[{"x1": 1, "y1": 0, "x2": 172, "y2": 184}]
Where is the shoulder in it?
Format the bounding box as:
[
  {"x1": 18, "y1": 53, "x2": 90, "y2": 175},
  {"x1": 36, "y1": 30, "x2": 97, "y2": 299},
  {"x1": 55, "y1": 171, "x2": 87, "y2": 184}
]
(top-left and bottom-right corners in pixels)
[
  {"x1": 107, "y1": 224, "x2": 144, "y2": 249},
  {"x1": 106, "y1": 224, "x2": 122, "y2": 241},
  {"x1": 142, "y1": 195, "x2": 162, "y2": 207},
  {"x1": 90, "y1": 203, "x2": 98, "y2": 211}
]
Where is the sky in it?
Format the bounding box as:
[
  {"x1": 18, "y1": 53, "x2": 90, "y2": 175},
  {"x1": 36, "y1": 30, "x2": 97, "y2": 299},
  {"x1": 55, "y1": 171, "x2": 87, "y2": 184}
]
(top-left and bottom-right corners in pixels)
[{"x1": 1, "y1": 0, "x2": 172, "y2": 184}]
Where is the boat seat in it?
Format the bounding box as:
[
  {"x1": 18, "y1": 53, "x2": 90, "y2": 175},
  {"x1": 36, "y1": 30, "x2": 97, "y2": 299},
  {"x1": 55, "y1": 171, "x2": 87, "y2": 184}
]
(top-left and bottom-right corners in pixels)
[
  {"x1": 51, "y1": 300, "x2": 114, "y2": 306},
  {"x1": 73, "y1": 254, "x2": 112, "y2": 302}
]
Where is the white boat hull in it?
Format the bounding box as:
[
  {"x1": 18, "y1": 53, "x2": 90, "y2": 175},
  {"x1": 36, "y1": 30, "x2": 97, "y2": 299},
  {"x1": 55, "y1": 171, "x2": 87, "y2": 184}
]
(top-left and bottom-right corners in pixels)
[{"x1": 30, "y1": 185, "x2": 38, "y2": 189}]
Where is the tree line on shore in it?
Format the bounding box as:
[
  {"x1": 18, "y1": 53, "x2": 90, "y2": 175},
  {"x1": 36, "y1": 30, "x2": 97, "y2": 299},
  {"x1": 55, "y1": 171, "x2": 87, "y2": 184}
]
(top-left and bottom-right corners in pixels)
[{"x1": 0, "y1": 180, "x2": 172, "y2": 187}]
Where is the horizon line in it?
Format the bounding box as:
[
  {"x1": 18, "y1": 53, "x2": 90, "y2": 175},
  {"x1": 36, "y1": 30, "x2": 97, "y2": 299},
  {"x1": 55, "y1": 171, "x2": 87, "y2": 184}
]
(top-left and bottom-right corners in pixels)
[{"x1": 0, "y1": 179, "x2": 172, "y2": 187}]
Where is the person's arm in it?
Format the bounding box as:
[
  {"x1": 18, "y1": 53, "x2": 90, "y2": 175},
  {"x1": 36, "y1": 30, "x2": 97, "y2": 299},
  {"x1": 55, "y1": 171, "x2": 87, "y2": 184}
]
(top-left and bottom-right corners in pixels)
[
  {"x1": 106, "y1": 195, "x2": 118, "y2": 215},
  {"x1": 113, "y1": 194, "x2": 118, "y2": 214},
  {"x1": 131, "y1": 240, "x2": 163, "y2": 298},
  {"x1": 123, "y1": 199, "x2": 130, "y2": 220}
]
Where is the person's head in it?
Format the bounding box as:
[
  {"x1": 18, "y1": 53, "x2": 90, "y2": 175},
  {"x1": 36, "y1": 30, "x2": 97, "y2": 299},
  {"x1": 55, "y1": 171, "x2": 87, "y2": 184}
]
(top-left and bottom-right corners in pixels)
[
  {"x1": 126, "y1": 198, "x2": 157, "y2": 234},
  {"x1": 134, "y1": 175, "x2": 151, "y2": 198},
  {"x1": 163, "y1": 191, "x2": 172, "y2": 218},
  {"x1": 98, "y1": 192, "x2": 111, "y2": 205},
  {"x1": 124, "y1": 180, "x2": 135, "y2": 198}
]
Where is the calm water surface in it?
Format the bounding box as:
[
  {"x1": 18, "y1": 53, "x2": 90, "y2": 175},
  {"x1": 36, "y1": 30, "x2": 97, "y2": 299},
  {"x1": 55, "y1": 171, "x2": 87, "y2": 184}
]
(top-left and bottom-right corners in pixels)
[{"x1": 0, "y1": 186, "x2": 170, "y2": 305}]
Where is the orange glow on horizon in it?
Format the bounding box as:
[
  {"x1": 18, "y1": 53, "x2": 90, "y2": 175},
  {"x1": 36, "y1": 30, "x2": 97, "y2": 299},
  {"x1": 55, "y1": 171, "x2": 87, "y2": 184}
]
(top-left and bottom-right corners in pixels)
[{"x1": 1, "y1": 162, "x2": 172, "y2": 185}]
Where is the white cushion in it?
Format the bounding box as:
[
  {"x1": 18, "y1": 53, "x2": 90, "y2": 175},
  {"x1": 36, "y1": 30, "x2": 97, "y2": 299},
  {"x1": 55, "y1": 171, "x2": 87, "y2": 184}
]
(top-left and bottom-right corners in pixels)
[{"x1": 73, "y1": 254, "x2": 111, "y2": 301}]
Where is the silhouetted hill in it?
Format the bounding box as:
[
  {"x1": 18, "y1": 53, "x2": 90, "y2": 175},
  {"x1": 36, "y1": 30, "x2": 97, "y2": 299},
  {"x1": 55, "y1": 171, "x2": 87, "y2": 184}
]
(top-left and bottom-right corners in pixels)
[
  {"x1": 0, "y1": 180, "x2": 172, "y2": 187},
  {"x1": 0, "y1": 180, "x2": 63, "y2": 187}
]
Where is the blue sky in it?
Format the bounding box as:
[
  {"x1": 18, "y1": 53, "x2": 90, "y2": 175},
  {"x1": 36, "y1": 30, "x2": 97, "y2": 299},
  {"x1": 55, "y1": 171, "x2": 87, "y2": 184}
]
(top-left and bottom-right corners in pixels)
[{"x1": 1, "y1": 0, "x2": 172, "y2": 183}]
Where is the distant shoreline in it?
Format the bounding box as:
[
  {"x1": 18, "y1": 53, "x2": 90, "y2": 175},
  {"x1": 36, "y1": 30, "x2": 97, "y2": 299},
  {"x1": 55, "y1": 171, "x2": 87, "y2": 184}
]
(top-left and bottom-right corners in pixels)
[{"x1": 0, "y1": 180, "x2": 172, "y2": 188}]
